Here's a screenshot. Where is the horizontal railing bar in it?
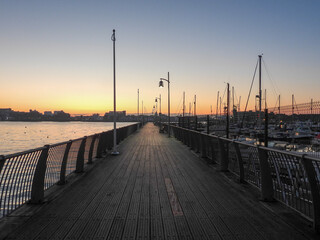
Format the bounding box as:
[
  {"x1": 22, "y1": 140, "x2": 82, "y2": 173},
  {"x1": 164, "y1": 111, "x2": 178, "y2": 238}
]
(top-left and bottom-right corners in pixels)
[
  {"x1": 2, "y1": 123, "x2": 138, "y2": 159},
  {"x1": 3, "y1": 147, "x2": 46, "y2": 159},
  {"x1": 164, "y1": 123, "x2": 320, "y2": 162}
]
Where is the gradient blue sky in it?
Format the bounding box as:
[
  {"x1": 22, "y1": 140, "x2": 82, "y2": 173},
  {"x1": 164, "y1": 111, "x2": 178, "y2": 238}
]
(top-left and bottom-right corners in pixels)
[{"x1": 1, "y1": 0, "x2": 319, "y2": 115}]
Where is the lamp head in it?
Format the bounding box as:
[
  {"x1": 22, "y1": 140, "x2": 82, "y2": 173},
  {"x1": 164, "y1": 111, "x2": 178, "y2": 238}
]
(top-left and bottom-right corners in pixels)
[
  {"x1": 159, "y1": 80, "x2": 164, "y2": 88},
  {"x1": 155, "y1": 98, "x2": 158, "y2": 102}
]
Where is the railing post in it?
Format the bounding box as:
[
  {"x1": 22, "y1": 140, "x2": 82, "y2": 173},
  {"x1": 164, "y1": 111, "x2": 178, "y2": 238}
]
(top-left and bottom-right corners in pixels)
[
  {"x1": 88, "y1": 135, "x2": 96, "y2": 164},
  {"x1": 0, "y1": 155, "x2": 5, "y2": 174},
  {"x1": 30, "y1": 145, "x2": 49, "y2": 203},
  {"x1": 184, "y1": 129, "x2": 188, "y2": 145},
  {"x1": 209, "y1": 138, "x2": 216, "y2": 164},
  {"x1": 58, "y1": 141, "x2": 72, "y2": 185},
  {"x1": 76, "y1": 137, "x2": 86, "y2": 173},
  {"x1": 218, "y1": 138, "x2": 228, "y2": 171},
  {"x1": 186, "y1": 130, "x2": 191, "y2": 147},
  {"x1": 106, "y1": 131, "x2": 113, "y2": 150},
  {"x1": 257, "y1": 147, "x2": 274, "y2": 201},
  {"x1": 195, "y1": 133, "x2": 201, "y2": 153},
  {"x1": 301, "y1": 156, "x2": 320, "y2": 232},
  {"x1": 96, "y1": 132, "x2": 106, "y2": 158},
  {"x1": 233, "y1": 141, "x2": 245, "y2": 183},
  {"x1": 200, "y1": 134, "x2": 207, "y2": 158}
]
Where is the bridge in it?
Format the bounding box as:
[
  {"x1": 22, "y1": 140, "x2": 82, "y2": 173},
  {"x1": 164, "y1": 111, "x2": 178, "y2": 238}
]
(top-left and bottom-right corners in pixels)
[{"x1": 0, "y1": 123, "x2": 318, "y2": 239}]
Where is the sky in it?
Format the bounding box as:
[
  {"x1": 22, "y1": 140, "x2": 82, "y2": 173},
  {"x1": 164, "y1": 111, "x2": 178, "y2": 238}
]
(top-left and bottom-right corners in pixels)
[{"x1": 1, "y1": 0, "x2": 320, "y2": 115}]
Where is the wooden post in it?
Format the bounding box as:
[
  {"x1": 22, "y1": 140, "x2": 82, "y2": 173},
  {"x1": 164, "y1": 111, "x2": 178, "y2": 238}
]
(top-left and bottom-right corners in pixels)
[
  {"x1": 218, "y1": 138, "x2": 228, "y2": 171},
  {"x1": 58, "y1": 141, "x2": 72, "y2": 185},
  {"x1": 31, "y1": 145, "x2": 49, "y2": 203},
  {"x1": 76, "y1": 137, "x2": 86, "y2": 173},
  {"x1": 233, "y1": 141, "x2": 245, "y2": 183},
  {"x1": 257, "y1": 147, "x2": 274, "y2": 201},
  {"x1": 301, "y1": 156, "x2": 320, "y2": 232}
]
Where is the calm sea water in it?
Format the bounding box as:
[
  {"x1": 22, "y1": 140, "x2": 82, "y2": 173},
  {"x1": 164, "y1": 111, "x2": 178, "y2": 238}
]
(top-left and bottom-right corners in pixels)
[{"x1": 0, "y1": 121, "x2": 135, "y2": 155}]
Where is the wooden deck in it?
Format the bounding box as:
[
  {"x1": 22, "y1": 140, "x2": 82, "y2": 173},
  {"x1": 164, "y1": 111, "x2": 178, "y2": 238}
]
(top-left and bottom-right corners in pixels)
[{"x1": 1, "y1": 123, "x2": 317, "y2": 239}]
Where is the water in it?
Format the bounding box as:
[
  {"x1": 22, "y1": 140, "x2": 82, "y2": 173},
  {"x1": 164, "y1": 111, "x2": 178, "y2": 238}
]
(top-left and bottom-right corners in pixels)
[{"x1": 0, "y1": 121, "x2": 135, "y2": 155}]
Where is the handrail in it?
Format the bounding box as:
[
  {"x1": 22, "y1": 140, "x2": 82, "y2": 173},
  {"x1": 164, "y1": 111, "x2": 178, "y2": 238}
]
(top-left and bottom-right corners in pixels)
[
  {"x1": 166, "y1": 123, "x2": 320, "y2": 232},
  {"x1": 0, "y1": 123, "x2": 142, "y2": 218}
]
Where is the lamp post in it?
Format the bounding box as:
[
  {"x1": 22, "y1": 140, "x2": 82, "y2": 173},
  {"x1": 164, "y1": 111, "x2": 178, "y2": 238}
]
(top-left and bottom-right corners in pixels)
[
  {"x1": 159, "y1": 72, "x2": 170, "y2": 137},
  {"x1": 111, "y1": 29, "x2": 119, "y2": 155},
  {"x1": 155, "y1": 94, "x2": 162, "y2": 125}
]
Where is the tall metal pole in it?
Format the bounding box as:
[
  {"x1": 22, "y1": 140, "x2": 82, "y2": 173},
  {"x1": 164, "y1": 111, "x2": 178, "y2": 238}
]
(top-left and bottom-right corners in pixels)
[
  {"x1": 159, "y1": 94, "x2": 161, "y2": 115},
  {"x1": 142, "y1": 100, "x2": 144, "y2": 125},
  {"x1": 111, "y1": 29, "x2": 119, "y2": 155},
  {"x1": 220, "y1": 97, "x2": 222, "y2": 117},
  {"x1": 216, "y1": 91, "x2": 219, "y2": 118},
  {"x1": 168, "y1": 72, "x2": 170, "y2": 137},
  {"x1": 278, "y1": 94, "x2": 281, "y2": 126},
  {"x1": 259, "y1": 55, "x2": 262, "y2": 126},
  {"x1": 137, "y1": 89, "x2": 139, "y2": 116},
  {"x1": 183, "y1": 91, "x2": 185, "y2": 118},
  {"x1": 194, "y1": 95, "x2": 196, "y2": 116},
  {"x1": 159, "y1": 94, "x2": 162, "y2": 124},
  {"x1": 182, "y1": 91, "x2": 185, "y2": 128},
  {"x1": 265, "y1": 89, "x2": 267, "y2": 111},
  {"x1": 227, "y1": 83, "x2": 230, "y2": 139},
  {"x1": 292, "y1": 94, "x2": 294, "y2": 123}
]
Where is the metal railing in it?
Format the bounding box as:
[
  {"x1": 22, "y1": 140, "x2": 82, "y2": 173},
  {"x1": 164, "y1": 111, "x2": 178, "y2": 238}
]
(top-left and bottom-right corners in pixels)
[
  {"x1": 167, "y1": 124, "x2": 320, "y2": 232},
  {"x1": 0, "y1": 123, "x2": 141, "y2": 218}
]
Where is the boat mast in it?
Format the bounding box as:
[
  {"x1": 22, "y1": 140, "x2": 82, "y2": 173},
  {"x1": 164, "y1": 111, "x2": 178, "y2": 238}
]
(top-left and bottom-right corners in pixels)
[
  {"x1": 182, "y1": 91, "x2": 185, "y2": 118},
  {"x1": 258, "y1": 55, "x2": 262, "y2": 125},
  {"x1": 220, "y1": 97, "x2": 222, "y2": 117},
  {"x1": 216, "y1": 91, "x2": 219, "y2": 118},
  {"x1": 232, "y1": 86, "x2": 235, "y2": 122},
  {"x1": 265, "y1": 89, "x2": 267, "y2": 111},
  {"x1": 292, "y1": 94, "x2": 294, "y2": 123},
  {"x1": 278, "y1": 95, "x2": 280, "y2": 115},
  {"x1": 227, "y1": 83, "x2": 230, "y2": 138},
  {"x1": 194, "y1": 95, "x2": 196, "y2": 116}
]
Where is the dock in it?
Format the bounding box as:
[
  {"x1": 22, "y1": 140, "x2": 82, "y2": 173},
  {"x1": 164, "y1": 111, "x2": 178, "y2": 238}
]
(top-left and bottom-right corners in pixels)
[{"x1": 0, "y1": 123, "x2": 317, "y2": 239}]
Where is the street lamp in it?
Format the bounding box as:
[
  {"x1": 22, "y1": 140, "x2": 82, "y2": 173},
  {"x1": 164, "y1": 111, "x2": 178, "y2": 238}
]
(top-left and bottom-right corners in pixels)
[
  {"x1": 159, "y1": 72, "x2": 170, "y2": 137},
  {"x1": 155, "y1": 94, "x2": 162, "y2": 125},
  {"x1": 111, "y1": 29, "x2": 119, "y2": 155}
]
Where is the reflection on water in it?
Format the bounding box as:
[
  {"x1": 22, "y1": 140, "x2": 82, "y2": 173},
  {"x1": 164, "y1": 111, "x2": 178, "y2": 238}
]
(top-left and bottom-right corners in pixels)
[{"x1": 0, "y1": 121, "x2": 134, "y2": 155}]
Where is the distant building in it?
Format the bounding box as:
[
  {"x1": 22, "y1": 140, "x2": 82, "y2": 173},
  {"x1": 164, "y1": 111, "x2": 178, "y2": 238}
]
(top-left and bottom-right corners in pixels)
[
  {"x1": 53, "y1": 110, "x2": 70, "y2": 121},
  {"x1": 44, "y1": 111, "x2": 53, "y2": 116},
  {"x1": 0, "y1": 108, "x2": 13, "y2": 120},
  {"x1": 104, "y1": 111, "x2": 126, "y2": 121}
]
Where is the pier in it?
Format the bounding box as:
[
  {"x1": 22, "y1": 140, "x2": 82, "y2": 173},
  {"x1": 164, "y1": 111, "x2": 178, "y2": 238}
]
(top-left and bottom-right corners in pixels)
[{"x1": 0, "y1": 123, "x2": 317, "y2": 239}]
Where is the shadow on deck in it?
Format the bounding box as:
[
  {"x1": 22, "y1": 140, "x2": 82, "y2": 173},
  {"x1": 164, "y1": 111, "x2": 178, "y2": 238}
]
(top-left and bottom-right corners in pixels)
[{"x1": 0, "y1": 123, "x2": 318, "y2": 239}]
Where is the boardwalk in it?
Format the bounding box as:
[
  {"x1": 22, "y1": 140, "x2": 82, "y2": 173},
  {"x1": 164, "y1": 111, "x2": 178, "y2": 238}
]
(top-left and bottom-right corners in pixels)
[{"x1": 0, "y1": 123, "x2": 317, "y2": 239}]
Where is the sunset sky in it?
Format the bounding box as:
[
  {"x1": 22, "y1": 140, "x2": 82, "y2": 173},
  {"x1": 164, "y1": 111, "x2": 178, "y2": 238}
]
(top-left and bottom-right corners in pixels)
[{"x1": 1, "y1": 0, "x2": 320, "y2": 115}]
